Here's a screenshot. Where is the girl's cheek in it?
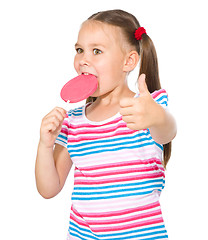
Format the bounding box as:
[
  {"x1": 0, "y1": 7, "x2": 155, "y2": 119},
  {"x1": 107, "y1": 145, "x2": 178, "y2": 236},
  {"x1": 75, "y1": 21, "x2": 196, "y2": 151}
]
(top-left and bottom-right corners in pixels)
[
  {"x1": 74, "y1": 61, "x2": 79, "y2": 74},
  {"x1": 74, "y1": 55, "x2": 79, "y2": 71}
]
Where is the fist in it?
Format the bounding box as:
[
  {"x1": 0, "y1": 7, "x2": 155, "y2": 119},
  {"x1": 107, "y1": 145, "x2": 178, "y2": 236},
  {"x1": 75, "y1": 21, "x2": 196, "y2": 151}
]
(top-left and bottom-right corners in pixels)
[
  {"x1": 119, "y1": 74, "x2": 162, "y2": 130},
  {"x1": 39, "y1": 107, "x2": 67, "y2": 148}
]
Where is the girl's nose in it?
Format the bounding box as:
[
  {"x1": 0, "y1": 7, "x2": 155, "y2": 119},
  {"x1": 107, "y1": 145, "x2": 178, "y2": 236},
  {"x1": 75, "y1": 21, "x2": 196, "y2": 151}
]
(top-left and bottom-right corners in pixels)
[{"x1": 80, "y1": 55, "x2": 90, "y2": 66}]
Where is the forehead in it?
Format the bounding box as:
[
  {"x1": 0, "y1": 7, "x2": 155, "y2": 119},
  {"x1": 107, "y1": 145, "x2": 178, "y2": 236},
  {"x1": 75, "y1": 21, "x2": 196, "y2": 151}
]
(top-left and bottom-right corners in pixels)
[{"x1": 77, "y1": 20, "x2": 122, "y2": 47}]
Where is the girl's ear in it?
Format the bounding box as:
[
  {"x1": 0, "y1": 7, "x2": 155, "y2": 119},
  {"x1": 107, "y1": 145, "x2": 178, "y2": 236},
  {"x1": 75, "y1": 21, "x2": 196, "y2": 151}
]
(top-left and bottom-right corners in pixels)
[{"x1": 123, "y1": 51, "x2": 139, "y2": 72}]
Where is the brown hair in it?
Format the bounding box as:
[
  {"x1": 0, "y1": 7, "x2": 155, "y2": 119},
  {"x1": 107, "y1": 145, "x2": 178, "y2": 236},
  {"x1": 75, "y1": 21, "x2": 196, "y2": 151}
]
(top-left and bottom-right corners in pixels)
[{"x1": 85, "y1": 9, "x2": 171, "y2": 168}]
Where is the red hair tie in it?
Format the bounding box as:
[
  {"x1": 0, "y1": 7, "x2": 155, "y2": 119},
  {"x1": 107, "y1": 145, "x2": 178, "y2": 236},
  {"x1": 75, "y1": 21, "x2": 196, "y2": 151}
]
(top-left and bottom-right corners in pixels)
[{"x1": 135, "y1": 27, "x2": 146, "y2": 40}]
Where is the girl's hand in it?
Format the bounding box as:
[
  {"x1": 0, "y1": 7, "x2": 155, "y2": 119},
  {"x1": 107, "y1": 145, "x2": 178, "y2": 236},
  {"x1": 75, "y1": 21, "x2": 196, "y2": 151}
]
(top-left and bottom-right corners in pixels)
[
  {"x1": 119, "y1": 74, "x2": 164, "y2": 131},
  {"x1": 39, "y1": 107, "x2": 67, "y2": 148}
]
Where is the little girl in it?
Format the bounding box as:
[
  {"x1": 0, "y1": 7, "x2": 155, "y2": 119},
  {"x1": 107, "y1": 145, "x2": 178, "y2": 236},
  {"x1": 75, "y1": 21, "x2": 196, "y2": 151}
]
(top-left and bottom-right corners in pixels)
[{"x1": 36, "y1": 9, "x2": 176, "y2": 240}]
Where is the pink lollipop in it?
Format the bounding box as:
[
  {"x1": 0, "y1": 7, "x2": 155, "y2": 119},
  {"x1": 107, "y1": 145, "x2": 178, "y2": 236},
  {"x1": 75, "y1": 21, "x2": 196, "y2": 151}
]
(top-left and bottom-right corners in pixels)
[{"x1": 60, "y1": 74, "x2": 98, "y2": 103}]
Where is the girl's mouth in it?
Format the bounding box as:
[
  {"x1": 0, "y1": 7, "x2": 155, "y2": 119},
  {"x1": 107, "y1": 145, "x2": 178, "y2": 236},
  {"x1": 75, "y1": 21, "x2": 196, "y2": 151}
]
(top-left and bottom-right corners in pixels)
[{"x1": 81, "y1": 72, "x2": 98, "y2": 79}]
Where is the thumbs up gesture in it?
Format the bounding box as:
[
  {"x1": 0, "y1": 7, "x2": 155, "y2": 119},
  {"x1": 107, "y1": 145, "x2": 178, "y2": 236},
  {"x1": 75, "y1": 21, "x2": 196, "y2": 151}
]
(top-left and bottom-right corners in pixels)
[{"x1": 119, "y1": 74, "x2": 163, "y2": 131}]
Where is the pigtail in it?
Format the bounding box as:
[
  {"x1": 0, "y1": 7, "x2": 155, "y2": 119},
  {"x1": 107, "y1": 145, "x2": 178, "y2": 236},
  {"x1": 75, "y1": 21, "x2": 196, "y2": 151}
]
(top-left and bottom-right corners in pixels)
[
  {"x1": 139, "y1": 34, "x2": 161, "y2": 92},
  {"x1": 139, "y1": 34, "x2": 171, "y2": 169}
]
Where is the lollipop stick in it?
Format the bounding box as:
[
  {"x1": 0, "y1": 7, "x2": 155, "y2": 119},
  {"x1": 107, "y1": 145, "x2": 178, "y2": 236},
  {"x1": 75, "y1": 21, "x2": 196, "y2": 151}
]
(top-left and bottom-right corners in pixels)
[{"x1": 64, "y1": 100, "x2": 70, "y2": 112}]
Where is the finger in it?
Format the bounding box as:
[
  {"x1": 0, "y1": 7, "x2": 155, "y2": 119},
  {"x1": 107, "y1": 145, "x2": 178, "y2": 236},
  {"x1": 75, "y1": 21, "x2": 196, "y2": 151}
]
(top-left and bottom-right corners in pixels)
[
  {"x1": 45, "y1": 107, "x2": 66, "y2": 119},
  {"x1": 46, "y1": 119, "x2": 63, "y2": 133},
  {"x1": 55, "y1": 107, "x2": 67, "y2": 118},
  {"x1": 119, "y1": 106, "x2": 134, "y2": 116},
  {"x1": 45, "y1": 108, "x2": 66, "y2": 122},
  {"x1": 119, "y1": 98, "x2": 135, "y2": 108},
  {"x1": 53, "y1": 108, "x2": 66, "y2": 122},
  {"x1": 126, "y1": 123, "x2": 137, "y2": 130},
  {"x1": 122, "y1": 115, "x2": 134, "y2": 123},
  {"x1": 138, "y1": 74, "x2": 149, "y2": 96},
  {"x1": 44, "y1": 116, "x2": 61, "y2": 131}
]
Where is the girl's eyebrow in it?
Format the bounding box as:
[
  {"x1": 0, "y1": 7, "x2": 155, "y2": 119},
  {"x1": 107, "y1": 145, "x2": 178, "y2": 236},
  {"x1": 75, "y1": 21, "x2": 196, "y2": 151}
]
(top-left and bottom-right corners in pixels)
[
  {"x1": 75, "y1": 43, "x2": 80, "y2": 48},
  {"x1": 75, "y1": 43, "x2": 106, "y2": 48}
]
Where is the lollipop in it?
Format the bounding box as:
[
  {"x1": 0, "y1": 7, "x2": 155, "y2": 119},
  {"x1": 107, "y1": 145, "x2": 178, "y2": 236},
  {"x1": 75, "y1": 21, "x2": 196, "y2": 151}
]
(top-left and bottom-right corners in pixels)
[{"x1": 60, "y1": 74, "x2": 98, "y2": 103}]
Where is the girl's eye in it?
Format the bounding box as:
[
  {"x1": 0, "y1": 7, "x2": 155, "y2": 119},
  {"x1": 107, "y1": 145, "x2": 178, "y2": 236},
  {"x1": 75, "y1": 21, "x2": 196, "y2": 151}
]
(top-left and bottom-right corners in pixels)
[
  {"x1": 76, "y1": 48, "x2": 83, "y2": 54},
  {"x1": 93, "y1": 49, "x2": 102, "y2": 55}
]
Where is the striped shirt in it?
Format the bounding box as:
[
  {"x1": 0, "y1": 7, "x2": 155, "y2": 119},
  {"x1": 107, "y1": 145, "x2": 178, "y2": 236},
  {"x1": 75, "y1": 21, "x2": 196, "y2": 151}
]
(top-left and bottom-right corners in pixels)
[{"x1": 55, "y1": 89, "x2": 169, "y2": 240}]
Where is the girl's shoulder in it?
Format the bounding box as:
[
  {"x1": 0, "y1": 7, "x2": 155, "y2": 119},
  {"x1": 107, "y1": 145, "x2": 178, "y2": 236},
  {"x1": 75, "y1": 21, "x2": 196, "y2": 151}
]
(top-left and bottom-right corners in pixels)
[
  {"x1": 151, "y1": 89, "x2": 168, "y2": 108},
  {"x1": 135, "y1": 89, "x2": 168, "y2": 108}
]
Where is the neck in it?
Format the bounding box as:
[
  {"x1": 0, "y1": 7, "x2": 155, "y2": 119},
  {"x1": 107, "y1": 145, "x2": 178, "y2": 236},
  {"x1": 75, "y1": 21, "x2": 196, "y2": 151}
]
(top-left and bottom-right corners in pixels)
[{"x1": 96, "y1": 80, "x2": 133, "y2": 107}]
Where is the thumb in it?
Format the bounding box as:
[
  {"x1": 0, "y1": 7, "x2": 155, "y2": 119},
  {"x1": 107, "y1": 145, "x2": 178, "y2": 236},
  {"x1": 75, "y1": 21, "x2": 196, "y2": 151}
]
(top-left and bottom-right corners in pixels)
[{"x1": 138, "y1": 74, "x2": 149, "y2": 96}]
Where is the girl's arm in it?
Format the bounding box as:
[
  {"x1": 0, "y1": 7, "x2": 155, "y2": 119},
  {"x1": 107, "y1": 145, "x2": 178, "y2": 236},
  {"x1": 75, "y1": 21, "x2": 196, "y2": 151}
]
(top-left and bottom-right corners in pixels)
[
  {"x1": 35, "y1": 143, "x2": 72, "y2": 199},
  {"x1": 35, "y1": 107, "x2": 72, "y2": 199},
  {"x1": 148, "y1": 106, "x2": 176, "y2": 144}
]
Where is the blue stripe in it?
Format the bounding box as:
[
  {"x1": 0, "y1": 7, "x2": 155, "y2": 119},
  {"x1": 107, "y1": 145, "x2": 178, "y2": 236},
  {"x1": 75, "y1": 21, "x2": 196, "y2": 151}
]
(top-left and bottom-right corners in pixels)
[
  {"x1": 69, "y1": 131, "x2": 151, "y2": 148},
  {"x1": 71, "y1": 190, "x2": 163, "y2": 200},
  {"x1": 68, "y1": 108, "x2": 83, "y2": 117},
  {"x1": 156, "y1": 95, "x2": 168, "y2": 104},
  {"x1": 160, "y1": 101, "x2": 168, "y2": 107},
  {"x1": 71, "y1": 112, "x2": 83, "y2": 117},
  {"x1": 72, "y1": 184, "x2": 163, "y2": 196},
  {"x1": 74, "y1": 108, "x2": 83, "y2": 112},
  {"x1": 70, "y1": 229, "x2": 168, "y2": 240},
  {"x1": 69, "y1": 141, "x2": 163, "y2": 158},
  {"x1": 74, "y1": 179, "x2": 165, "y2": 191},
  {"x1": 70, "y1": 225, "x2": 99, "y2": 240},
  {"x1": 70, "y1": 231, "x2": 98, "y2": 240},
  {"x1": 70, "y1": 221, "x2": 168, "y2": 239},
  {"x1": 155, "y1": 141, "x2": 163, "y2": 150},
  {"x1": 55, "y1": 138, "x2": 66, "y2": 145},
  {"x1": 69, "y1": 222, "x2": 98, "y2": 239},
  {"x1": 57, "y1": 134, "x2": 67, "y2": 141},
  {"x1": 68, "y1": 136, "x2": 154, "y2": 153},
  {"x1": 155, "y1": 96, "x2": 168, "y2": 107}
]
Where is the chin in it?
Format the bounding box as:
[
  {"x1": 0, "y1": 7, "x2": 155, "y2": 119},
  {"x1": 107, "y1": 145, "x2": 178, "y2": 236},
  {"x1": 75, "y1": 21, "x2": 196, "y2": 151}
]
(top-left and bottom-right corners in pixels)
[{"x1": 90, "y1": 89, "x2": 100, "y2": 97}]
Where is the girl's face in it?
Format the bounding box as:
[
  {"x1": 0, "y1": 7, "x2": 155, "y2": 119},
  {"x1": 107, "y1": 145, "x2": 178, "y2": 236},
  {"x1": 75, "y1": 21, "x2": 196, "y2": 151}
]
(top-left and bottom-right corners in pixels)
[{"x1": 74, "y1": 21, "x2": 129, "y2": 98}]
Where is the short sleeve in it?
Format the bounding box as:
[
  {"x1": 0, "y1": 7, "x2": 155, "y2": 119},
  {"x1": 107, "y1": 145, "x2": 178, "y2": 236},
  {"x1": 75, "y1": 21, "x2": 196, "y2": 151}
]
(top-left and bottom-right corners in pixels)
[
  {"x1": 151, "y1": 89, "x2": 168, "y2": 109},
  {"x1": 55, "y1": 116, "x2": 70, "y2": 148}
]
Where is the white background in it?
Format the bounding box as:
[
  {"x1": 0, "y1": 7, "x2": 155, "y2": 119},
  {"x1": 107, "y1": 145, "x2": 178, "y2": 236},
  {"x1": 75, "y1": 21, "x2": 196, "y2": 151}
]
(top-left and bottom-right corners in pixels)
[{"x1": 0, "y1": 0, "x2": 208, "y2": 239}]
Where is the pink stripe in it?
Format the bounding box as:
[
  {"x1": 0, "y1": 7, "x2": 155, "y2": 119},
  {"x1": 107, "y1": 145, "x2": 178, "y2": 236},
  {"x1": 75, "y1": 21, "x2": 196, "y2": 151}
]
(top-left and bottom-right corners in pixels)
[
  {"x1": 68, "y1": 129, "x2": 139, "y2": 143},
  {"x1": 70, "y1": 209, "x2": 163, "y2": 231},
  {"x1": 68, "y1": 122, "x2": 129, "y2": 135},
  {"x1": 159, "y1": 166, "x2": 165, "y2": 171},
  {"x1": 70, "y1": 116, "x2": 123, "y2": 129},
  {"x1": 60, "y1": 128, "x2": 68, "y2": 135},
  {"x1": 85, "y1": 210, "x2": 161, "y2": 225},
  {"x1": 74, "y1": 166, "x2": 155, "y2": 178},
  {"x1": 92, "y1": 218, "x2": 164, "y2": 232},
  {"x1": 70, "y1": 213, "x2": 89, "y2": 227},
  {"x1": 73, "y1": 145, "x2": 161, "y2": 168},
  {"x1": 72, "y1": 201, "x2": 160, "y2": 218},
  {"x1": 74, "y1": 172, "x2": 164, "y2": 185},
  {"x1": 62, "y1": 119, "x2": 70, "y2": 128},
  {"x1": 76, "y1": 158, "x2": 161, "y2": 171}
]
